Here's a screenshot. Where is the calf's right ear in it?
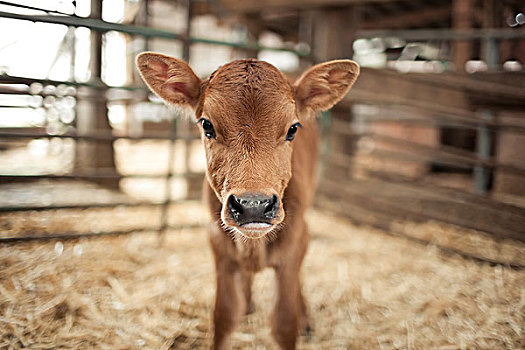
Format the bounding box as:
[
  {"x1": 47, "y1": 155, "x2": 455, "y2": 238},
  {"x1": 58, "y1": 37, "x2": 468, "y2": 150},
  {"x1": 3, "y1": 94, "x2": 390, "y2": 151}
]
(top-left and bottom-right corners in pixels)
[
  {"x1": 294, "y1": 59, "x2": 360, "y2": 113},
  {"x1": 136, "y1": 52, "x2": 201, "y2": 108}
]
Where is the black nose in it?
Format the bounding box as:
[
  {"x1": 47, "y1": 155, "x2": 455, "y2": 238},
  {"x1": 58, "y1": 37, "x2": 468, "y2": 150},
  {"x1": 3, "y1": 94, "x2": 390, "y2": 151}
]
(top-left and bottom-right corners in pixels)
[{"x1": 228, "y1": 193, "x2": 279, "y2": 225}]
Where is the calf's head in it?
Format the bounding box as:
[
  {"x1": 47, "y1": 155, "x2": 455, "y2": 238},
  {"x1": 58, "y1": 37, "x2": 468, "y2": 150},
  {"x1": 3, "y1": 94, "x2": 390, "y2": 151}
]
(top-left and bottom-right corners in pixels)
[{"x1": 136, "y1": 53, "x2": 359, "y2": 239}]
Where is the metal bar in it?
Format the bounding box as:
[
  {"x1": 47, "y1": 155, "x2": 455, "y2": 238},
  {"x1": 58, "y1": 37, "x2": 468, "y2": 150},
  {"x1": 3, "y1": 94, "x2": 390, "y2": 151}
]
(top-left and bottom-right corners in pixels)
[
  {"x1": 484, "y1": 37, "x2": 499, "y2": 69},
  {"x1": 356, "y1": 28, "x2": 525, "y2": 41},
  {"x1": 0, "y1": 228, "x2": 156, "y2": 243},
  {"x1": 0, "y1": 11, "x2": 308, "y2": 56},
  {"x1": 0, "y1": 73, "x2": 130, "y2": 90},
  {"x1": 0, "y1": 10, "x2": 180, "y2": 38},
  {"x1": 474, "y1": 110, "x2": 494, "y2": 194},
  {"x1": 0, "y1": 223, "x2": 204, "y2": 244},
  {"x1": 0, "y1": 105, "x2": 35, "y2": 108},
  {"x1": 0, "y1": 172, "x2": 204, "y2": 180},
  {"x1": 0, "y1": 131, "x2": 200, "y2": 141},
  {"x1": 0, "y1": 1, "x2": 78, "y2": 17},
  {"x1": 160, "y1": 119, "x2": 179, "y2": 237},
  {"x1": 159, "y1": 0, "x2": 191, "y2": 239},
  {"x1": 0, "y1": 89, "x2": 155, "y2": 103},
  {"x1": 0, "y1": 89, "x2": 34, "y2": 95},
  {"x1": 0, "y1": 201, "x2": 163, "y2": 213},
  {"x1": 0, "y1": 198, "x2": 198, "y2": 213},
  {"x1": 143, "y1": 0, "x2": 150, "y2": 51}
]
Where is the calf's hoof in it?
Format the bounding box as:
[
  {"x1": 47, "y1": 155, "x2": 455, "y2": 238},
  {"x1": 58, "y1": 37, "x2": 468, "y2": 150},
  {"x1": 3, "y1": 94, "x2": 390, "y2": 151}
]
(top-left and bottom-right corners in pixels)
[
  {"x1": 245, "y1": 301, "x2": 256, "y2": 315},
  {"x1": 300, "y1": 322, "x2": 313, "y2": 337}
]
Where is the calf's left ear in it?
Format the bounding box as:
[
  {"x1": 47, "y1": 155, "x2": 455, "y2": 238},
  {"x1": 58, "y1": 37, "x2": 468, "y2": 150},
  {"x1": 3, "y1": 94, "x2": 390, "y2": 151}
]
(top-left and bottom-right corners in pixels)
[
  {"x1": 294, "y1": 60, "x2": 360, "y2": 112},
  {"x1": 136, "y1": 52, "x2": 201, "y2": 108}
]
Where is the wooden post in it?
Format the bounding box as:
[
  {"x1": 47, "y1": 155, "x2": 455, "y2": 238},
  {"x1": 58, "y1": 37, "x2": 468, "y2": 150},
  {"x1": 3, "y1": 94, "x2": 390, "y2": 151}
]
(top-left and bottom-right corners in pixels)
[
  {"x1": 452, "y1": 0, "x2": 473, "y2": 71},
  {"x1": 298, "y1": 10, "x2": 314, "y2": 71},
  {"x1": 312, "y1": 6, "x2": 360, "y2": 179},
  {"x1": 312, "y1": 6, "x2": 357, "y2": 62},
  {"x1": 231, "y1": 13, "x2": 262, "y2": 59},
  {"x1": 74, "y1": 0, "x2": 118, "y2": 188}
]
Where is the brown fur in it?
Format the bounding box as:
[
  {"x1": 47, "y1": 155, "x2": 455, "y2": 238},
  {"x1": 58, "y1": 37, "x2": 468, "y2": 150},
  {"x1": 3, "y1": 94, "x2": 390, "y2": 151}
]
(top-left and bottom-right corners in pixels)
[{"x1": 136, "y1": 53, "x2": 359, "y2": 349}]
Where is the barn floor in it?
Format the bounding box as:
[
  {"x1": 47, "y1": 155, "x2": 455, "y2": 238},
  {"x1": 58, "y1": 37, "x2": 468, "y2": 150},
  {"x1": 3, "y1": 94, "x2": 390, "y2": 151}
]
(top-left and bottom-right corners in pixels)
[{"x1": 1, "y1": 207, "x2": 524, "y2": 349}]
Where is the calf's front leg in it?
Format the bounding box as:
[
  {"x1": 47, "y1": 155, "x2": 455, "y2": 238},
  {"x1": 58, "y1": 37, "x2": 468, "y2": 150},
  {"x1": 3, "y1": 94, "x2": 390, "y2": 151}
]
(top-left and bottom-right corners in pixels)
[
  {"x1": 271, "y1": 263, "x2": 303, "y2": 350},
  {"x1": 213, "y1": 258, "x2": 245, "y2": 350},
  {"x1": 271, "y1": 221, "x2": 310, "y2": 349}
]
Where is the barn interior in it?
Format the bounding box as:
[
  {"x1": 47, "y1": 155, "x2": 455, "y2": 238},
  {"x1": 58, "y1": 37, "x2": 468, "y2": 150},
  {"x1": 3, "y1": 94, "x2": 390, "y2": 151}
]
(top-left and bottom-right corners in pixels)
[{"x1": 0, "y1": 0, "x2": 524, "y2": 349}]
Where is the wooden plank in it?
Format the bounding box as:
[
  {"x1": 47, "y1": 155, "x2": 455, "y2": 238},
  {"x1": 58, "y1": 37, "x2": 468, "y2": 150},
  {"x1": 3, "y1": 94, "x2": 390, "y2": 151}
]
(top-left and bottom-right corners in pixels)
[
  {"x1": 346, "y1": 68, "x2": 471, "y2": 117},
  {"x1": 312, "y1": 7, "x2": 359, "y2": 61},
  {"x1": 355, "y1": 28, "x2": 525, "y2": 40},
  {"x1": 0, "y1": 224, "x2": 203, "y2": 243},
  {"x1": 362, "y1": 169, "x2": 525, "y2": 217},
  {"x1": 345, "y1": 68, "x2": 525, "y2": 116},
  {"x1": 329, "y1": 120, "x2": 525, "y2": 175},
  {"x1": 361, "y1": 4, "x2": 451, "y2": 30},
  {"x1": 320, "y1": 178, "x2": 525, "y2": 242},
  {"x1": 316, "y1": 192, "x2": 525, "y2": 269},
  {"x1": 219, "y1": 0, "x2": 399, "y2": 12}
]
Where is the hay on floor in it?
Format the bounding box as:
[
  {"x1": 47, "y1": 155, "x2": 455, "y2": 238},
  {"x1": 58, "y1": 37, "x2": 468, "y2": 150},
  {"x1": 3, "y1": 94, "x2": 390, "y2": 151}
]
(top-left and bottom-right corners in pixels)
[{"x1": 1, "y1": 208, "x2": 524, "y2": 349}]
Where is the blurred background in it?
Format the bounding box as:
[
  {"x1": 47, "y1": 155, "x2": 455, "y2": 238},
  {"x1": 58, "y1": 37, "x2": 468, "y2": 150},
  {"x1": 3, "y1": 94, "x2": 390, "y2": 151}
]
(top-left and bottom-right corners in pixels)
[{"x1": 0, "y1": 0, "x2": 524, "y2": 349}]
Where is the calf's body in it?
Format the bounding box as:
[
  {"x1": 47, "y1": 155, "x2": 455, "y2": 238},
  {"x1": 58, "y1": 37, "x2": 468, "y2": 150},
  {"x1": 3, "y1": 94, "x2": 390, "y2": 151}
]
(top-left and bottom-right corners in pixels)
[
  {"x1": 207, "y1": 117, "x2": 318, "y2": 349},
  {"x1": 136, "y1": 55, "x2": 359, "y2": 349}
]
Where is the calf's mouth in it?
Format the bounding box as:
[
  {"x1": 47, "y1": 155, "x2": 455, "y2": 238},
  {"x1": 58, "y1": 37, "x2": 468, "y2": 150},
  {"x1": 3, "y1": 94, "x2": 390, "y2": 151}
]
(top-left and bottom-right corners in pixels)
[{"x1": 220, "y1": 192, "x2": 284, "y2": 239}]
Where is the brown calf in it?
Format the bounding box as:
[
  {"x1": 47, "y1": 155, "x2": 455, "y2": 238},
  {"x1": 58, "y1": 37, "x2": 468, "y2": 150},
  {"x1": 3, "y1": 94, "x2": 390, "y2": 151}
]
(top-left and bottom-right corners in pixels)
[{"x1": 136, "y1": 53, "x2": 359, "y2": 349}]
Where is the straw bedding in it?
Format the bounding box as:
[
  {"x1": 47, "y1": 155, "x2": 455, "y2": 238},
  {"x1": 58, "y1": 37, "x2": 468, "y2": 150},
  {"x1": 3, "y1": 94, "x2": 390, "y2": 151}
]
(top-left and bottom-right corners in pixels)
[{"x1": 1, "y1": 208, "x2": 524, "y2": 349}]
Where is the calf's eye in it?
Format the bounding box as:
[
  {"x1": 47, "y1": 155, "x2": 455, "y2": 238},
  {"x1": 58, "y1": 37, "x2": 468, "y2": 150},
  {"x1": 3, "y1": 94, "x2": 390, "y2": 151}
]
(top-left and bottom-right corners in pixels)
[
  {"x1": 285, "y1": 122, "x2": 302, "y2": 141},
  {"x1": 198, "y1": 118, "x2": 216, "y2": 139}
]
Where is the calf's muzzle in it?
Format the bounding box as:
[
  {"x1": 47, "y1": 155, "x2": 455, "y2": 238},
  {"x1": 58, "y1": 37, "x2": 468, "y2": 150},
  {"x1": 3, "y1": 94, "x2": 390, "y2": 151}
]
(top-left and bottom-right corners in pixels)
[{"x1": 227, "y1": 193, "x2": 279, "y2": 226}]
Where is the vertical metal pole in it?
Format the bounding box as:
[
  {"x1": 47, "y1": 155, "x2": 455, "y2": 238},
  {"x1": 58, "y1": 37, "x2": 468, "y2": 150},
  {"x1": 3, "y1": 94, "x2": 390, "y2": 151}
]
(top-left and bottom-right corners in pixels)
[
  {"x1": 75, "y1": 0, "x2": 117, "y2": 188},
  {"x1": 481, "y1": 0, "x2": 500, "y2": 70},
  {"x1": 475, "y1": 27, "x2": 497, "y2": 194},
  {"x1": 484, "y1": 37, "x2": 499, "y2": 70},
  {"x1": 181, "y1": 0, "x2": 194, "y2": 198},
  {"x1": 182, "y1": 0, "x2": 191, "y2": 63},
  {"x1": 159, "y1": 0, "x2": 192, "y2": 240},
  {"x1": 159, "y1": 114, "x2": 178, "y2": 240},
  {"x1": 68, "y1": 26, "x2": 76, "y2": 81},
  {"x1": 143, "y1": 0, "x2": 150, "y2": 51},
  {"x1": 474, "y1": 110, "x2": 493, "y2": 195},
  {"x1": 91, "y1": 0, "x2": 103, "y2": 79}
]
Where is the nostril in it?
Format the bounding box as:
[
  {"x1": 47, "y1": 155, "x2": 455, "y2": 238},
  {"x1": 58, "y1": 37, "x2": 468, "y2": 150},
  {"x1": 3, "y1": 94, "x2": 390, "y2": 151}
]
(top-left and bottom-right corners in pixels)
[
  {"x1": 228, "y1": 195, "x2": 244, "y2": 218},
  {"x1": 264, "y1": 195, "x2": 279, "y2": 218}
]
